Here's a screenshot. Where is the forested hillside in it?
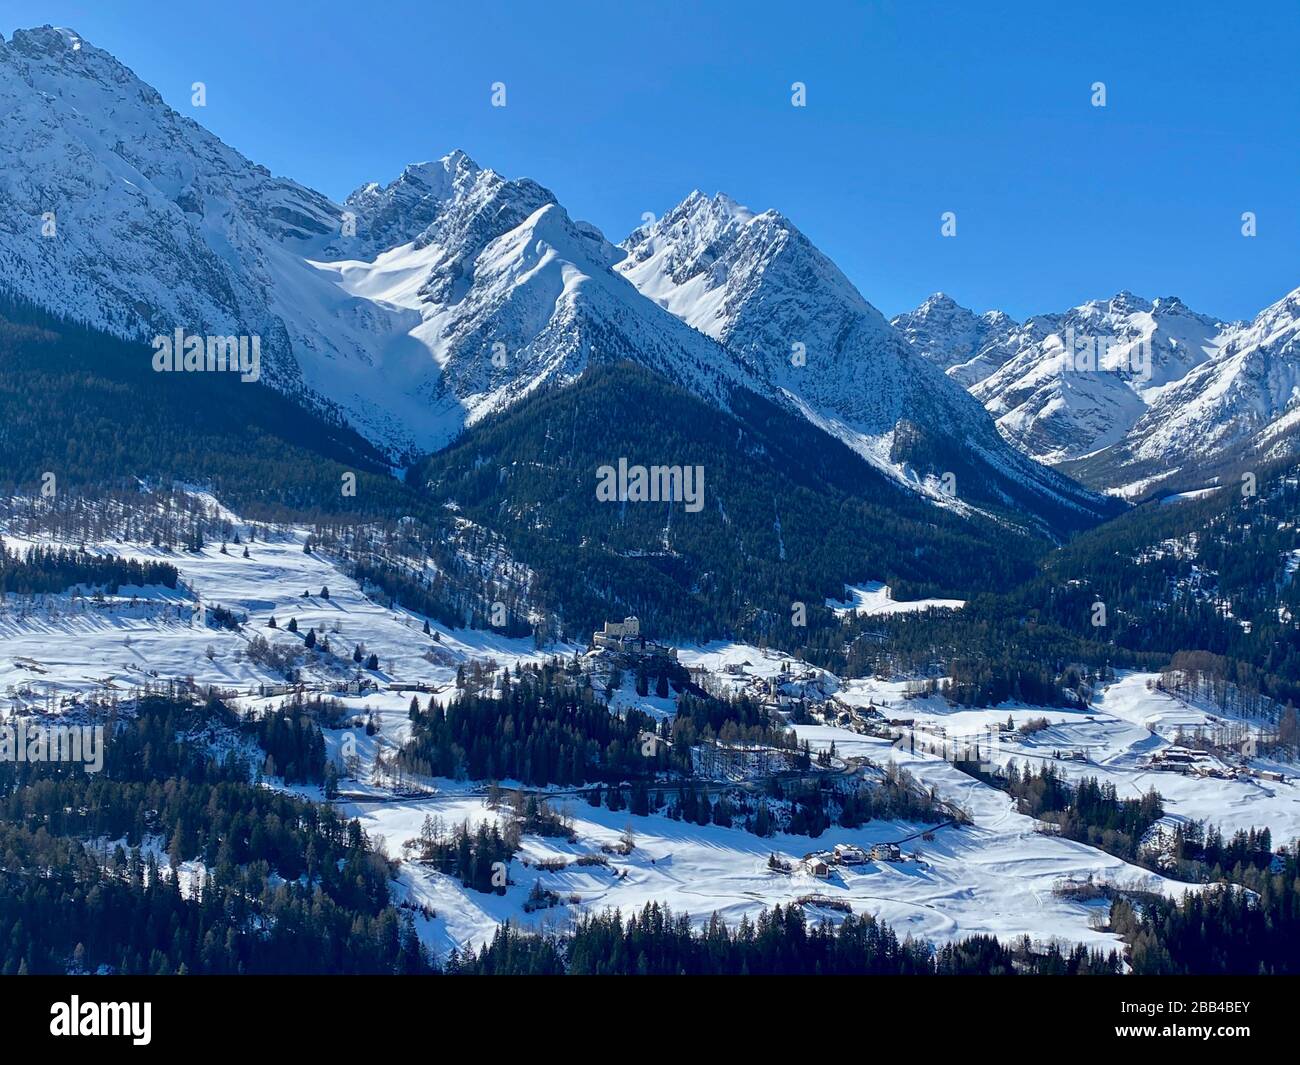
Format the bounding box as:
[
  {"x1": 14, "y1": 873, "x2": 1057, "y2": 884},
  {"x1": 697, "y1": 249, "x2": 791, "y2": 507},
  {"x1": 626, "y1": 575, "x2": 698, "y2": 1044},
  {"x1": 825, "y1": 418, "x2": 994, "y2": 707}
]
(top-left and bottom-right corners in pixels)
[
  {"x1": 411, "y1": 361, "x2": 1054, "y2": 642},
  {"x1": 806, "y1": 458, "x2": 1300, "y2": 710},
  {"x1": 0, "y1": 694, "x2": 428, "y2": 975}
]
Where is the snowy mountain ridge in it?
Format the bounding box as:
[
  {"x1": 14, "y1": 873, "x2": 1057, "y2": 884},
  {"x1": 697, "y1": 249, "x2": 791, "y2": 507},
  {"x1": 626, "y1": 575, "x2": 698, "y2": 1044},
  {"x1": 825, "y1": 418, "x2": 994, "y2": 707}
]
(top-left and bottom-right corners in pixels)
[
  {"x1": 890, "y1": 293, "x2": 1022, "y2": 388},
  {"x1": 617, "y1": 192, "x2": 1107, "y2": 525},
  {"x1": 896, "y1": 286, "x2": 1300, "y2": 496},
  {"x1": 0, "y1": 27, "x2": 760, "y2": 459},
  {"x1": 1099, "y1": 286, "x2": 1300, "y2": 493},
  {"x1": 0, "y1": 25, "x2": 1112, "y2": 534},
  {"x1": 971, "y1": 292, "x2": 1228, "y2": 465}
]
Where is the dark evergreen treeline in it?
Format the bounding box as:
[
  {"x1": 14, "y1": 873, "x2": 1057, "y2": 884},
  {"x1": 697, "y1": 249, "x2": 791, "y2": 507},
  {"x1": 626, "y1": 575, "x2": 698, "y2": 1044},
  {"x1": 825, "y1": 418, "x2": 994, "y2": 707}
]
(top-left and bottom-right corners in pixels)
[
  {"x1": 0, "y1": 825, "x2": 427, "y2": 975},
  {"x1": 400, "y1": 663, "x2": 813, "y2": 787},
  {"x1": 1113, "y1": 847, "x2": 1300, "y2": 974},
  {"x1": 348, "y1": 554, "x2": 532, "y2": 636},
  {"x1": 255, "y1": 705, "x2": 328, "y2": 784},
  {"x1": 0, "y1": 294, "x2": 400, "y2": 510},
  {"x1": 1010, "y1": 460, "x2": 1300, "y2": 707},
  {"x1": 411, "y1": 361, "x2": 1051, "y2": 643},
  {"x1": 659, "y1": 768, "x2": 947, "y2": 838},
  {"x1": 0, "y1": 295, "x2": 546, "y2": 644},
  {"x1": 800, "y1": 455, "x2": 1300, "y2": 711},
  {"x1": 1152, "y1": 820, "x2": 1276, "y2": 883},
  {"x1": 404, "y1": 815, "x2": 519, "y2": 894},
  {"x1": 0, "y1": 291, "x2": 530, "y2": 627},
  {"x1": 0, "y1": 694, "x2": 430, "y2": 975},
  {"x1": 441, "y1": 850, "x2": 1300, "y2": 977},
  {"x1": 447, "y1": 903, "x2": 1123, "y2": 975},
  {"x1": 802, "y1": 596, "x2": 1160, "y2": 706},
  {"x1": 0, "y1": 541, "x2": 178, "y2": 595},
  {"x1": 400, "y1": 665, "x2": 676, "y2": 785},
  {"x1": 671, "y1": 690, "x2": 795, "y2": 750}
]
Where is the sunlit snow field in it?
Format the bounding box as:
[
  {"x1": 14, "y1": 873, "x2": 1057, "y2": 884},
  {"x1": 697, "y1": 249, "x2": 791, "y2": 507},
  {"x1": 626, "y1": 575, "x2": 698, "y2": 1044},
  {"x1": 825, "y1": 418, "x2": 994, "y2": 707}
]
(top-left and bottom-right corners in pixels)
[{"x1": 3, "y1": 497, "x2": 1296, "y2": 957}]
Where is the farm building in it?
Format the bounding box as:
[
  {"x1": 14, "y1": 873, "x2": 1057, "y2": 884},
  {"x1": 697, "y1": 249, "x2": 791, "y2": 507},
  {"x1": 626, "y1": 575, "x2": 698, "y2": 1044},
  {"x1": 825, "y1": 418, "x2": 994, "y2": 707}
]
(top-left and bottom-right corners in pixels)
[{"x1": 803, "y1": 856, "x2": 831, "y2": 878}]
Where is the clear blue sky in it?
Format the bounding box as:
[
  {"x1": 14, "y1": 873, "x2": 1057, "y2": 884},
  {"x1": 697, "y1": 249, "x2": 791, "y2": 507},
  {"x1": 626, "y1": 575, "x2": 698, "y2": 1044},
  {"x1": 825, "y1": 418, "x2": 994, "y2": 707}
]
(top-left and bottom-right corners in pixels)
[{"x1": 6, "y1": 0, "x2": 1298, "y2": 321}]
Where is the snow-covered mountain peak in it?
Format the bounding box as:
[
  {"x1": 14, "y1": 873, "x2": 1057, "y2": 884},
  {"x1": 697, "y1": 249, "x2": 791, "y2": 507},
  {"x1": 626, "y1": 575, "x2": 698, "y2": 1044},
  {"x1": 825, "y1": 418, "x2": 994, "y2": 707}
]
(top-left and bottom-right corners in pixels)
[
  {"x1": 618, "y1": 189, "x2": 882, "y2": 345},
  {"x1": 3, "y1": 27, "x2": 194, "y2": 144},
  {"x1": 618, "y1": 194, "x2": 1107, "y2": 528},
  {"x1": 0, "y1": 27, "x2": 1111, "y2": 531},
  {"x1": 0, "y1": 26, "x2": 755, "y2": 459},
  {"x1": 1100, "y1": 290, "x2": 1146, "y2": 315},
  {"x1": 315, "y1": 185, "x2": 760, "y2": 451},
  {"x1": 889, "y1": 282, "x2": 1300, "y2": 498},
  {"x1": 618, "y1": 189, "x2": 760, "y2": 304},
  {"x1": 348, "y1": 151, "x2": 482, "y2": 206},
  {"x1": 891, "y1": 293, "x2": 1021, "y2": 380},
  {"x1": 6, "y1": 25, "x2": 85, "y2": 54},
  {"x1": 0, "y1": 23, "x2": 344, "y2": 372},
  {"x1": 468, "y1": 199, "x2": 623, "y2": 284},
  {"x1": 967, "y1": 292, "x2": 1228, "y2": 465},
  {"x1": 916, "y1": 291, "x2": 961, "y2": 313},
  {"x1": 1085, "y1": 283, "x2": 1300, "y2": 492},
  {"x1": 672, "y1": 188, "x2": 755, "y2": 225},
  {"x1": 338, "y1": 150, "x2": 515, "y2": 258},
  {"x1": 1249, "y1": 284, "x2": 1300, "y2": 337}
]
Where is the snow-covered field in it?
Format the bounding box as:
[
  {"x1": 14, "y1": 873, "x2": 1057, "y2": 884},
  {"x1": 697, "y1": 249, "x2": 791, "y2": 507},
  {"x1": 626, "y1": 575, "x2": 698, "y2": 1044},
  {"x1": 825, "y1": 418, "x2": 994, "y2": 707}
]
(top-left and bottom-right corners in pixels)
[
  {"x1": 0, "y1": 518, "x2": 566, "y2": 748},
  {"x1": 825, "y1": 581, "x2": 966, "y2": 617},
  {"x1": 3, "y1": 497, "x2": 1297, "y2": 959},
  {"x1": 825, "y1": 671, "x2": 1300, "y2": 839},
  {"x1": 346, "y1": 759, "x2": 1186, "y2": 958}
]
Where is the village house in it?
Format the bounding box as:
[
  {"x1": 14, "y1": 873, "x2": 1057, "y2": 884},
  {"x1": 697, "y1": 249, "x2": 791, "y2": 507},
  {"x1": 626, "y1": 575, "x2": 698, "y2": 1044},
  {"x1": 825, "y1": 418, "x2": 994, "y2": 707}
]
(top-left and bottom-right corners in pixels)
[
  {"x1": 331, "y1": 676, "x2": 376, "y2": 696},
  {"x1": 1149, "y1": 746, "x2": 1208, "y2": 771},
  {"x1": 870, "y1": 843, "x2": 902, "y2": 862},
  {"x1": 833, "y1": 843, "x2": 867, "y2": 865},
  {"x1": 257, "y1": 682, "x2": 291, "y2": 697},
  {"x1": 803, "y1": 856, "x2": 831, "y2": 878}
]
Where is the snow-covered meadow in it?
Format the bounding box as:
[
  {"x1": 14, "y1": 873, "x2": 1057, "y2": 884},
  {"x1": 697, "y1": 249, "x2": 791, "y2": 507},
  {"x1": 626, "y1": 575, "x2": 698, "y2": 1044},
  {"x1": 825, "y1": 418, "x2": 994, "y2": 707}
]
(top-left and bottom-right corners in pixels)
[{"x1": 2, "y1": 498, "x2": 1297, "y2": 959}]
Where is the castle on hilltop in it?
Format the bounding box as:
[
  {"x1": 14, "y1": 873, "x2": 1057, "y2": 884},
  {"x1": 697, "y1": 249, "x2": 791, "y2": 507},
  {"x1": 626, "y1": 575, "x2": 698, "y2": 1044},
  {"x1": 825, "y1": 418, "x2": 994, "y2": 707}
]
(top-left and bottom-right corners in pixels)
[{"x1": 592, "y1": 616, "x2": 677, "y2": 659}]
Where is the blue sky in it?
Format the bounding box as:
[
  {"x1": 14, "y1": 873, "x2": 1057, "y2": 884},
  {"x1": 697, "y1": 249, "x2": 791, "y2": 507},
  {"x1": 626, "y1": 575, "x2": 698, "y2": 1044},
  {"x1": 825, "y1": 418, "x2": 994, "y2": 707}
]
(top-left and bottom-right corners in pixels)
[{"x1": 6, "y1": 0, "x2": 1298, "y2": 320}]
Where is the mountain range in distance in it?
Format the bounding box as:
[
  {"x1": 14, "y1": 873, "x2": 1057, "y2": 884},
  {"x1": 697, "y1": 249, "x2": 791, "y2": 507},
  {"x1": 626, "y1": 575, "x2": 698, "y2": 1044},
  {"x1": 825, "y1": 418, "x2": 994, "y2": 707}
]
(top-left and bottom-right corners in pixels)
[
  {"x1": 2, "y1": 23, "x2": 1298, "y2": 523},
  {"x1": 894, "y1": 286, "x2": 1300, "y2": 499}
]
